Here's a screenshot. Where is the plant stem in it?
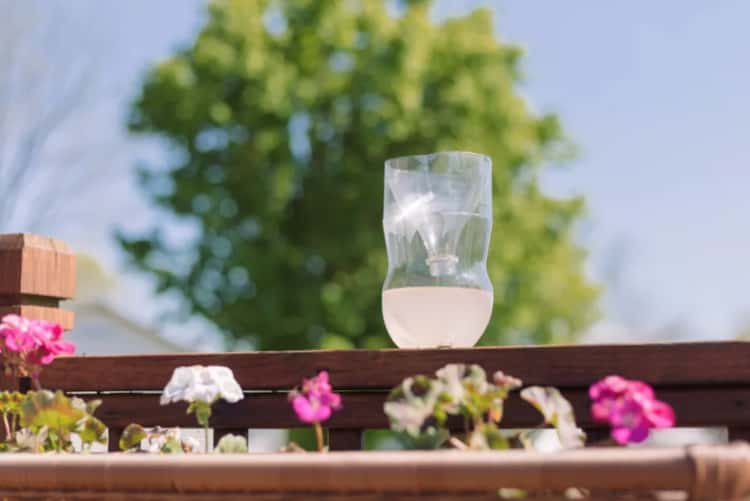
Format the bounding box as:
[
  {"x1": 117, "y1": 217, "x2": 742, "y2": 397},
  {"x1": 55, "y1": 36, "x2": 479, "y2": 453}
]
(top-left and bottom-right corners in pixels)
[
  {"x1": 1, "y1": 413, "x2": 10, "y2": 439},
  {"x1": 473, "y1": 415, "x2": 483, "y2": 430},
  {"x1": 448, "y1": 436, "x2": 469, "y2": 450},
  {"x1": 314, "y1": 422, "x2": 324, "y2": 452},
  {"x1": 192, "y1": 402, "x2": 213, "y2": 454}
]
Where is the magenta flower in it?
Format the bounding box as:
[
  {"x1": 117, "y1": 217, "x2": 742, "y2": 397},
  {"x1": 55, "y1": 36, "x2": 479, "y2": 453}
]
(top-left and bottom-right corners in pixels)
[
  {"x1": 289, "y1": 371, "x2": 342, "y2": 424},
  {"x1": 0, "y1": 314, "x2": 74, "y2": 379},
  {"x1": 28, "y1": 320, "x2": 75, "y2": 365},
  {"x1": 0, "y1": 315, "x2": 36, "y2": 353},
  {"x1": 590, "y1": 375, "x2": 675, "y2": 445}
]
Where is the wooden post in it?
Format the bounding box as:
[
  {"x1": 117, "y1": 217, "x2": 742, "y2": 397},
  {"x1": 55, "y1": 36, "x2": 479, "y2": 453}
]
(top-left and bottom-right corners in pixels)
[
  {"x1": 0, "y1": 233, "x2": 76, "y2": 330},
  {"x1": 107, "y1": 427, "x2": 124, "y2": 453}
]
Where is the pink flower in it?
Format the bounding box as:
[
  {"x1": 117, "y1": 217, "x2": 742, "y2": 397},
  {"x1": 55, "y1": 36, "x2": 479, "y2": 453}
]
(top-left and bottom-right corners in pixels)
[
  {"x1": 289, "y1": 371, "x2": 342, "y2": 424},
  {"x1": 590, "y1": 375, "x2": 675, "y2": 445},
  {"x1": 28, "y1": 320, "x2": 75, "y2": 365},
  {"x1": 0, "y1": 315, "x2": 36, "y2": 352},
  {"x1": 0, "y1": 314, "x2": 74, "y2": 378},
  {"x1": 609, "y1": 395, "x2": 652, "y2": 444}
]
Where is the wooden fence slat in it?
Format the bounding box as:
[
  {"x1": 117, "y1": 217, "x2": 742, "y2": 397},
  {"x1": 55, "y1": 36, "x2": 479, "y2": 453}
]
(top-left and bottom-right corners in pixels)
[
  {"x1": 107, "y1": 427, "x2": 124, "y2": 453},
  {"x1": 328, "y1": 429, "x2": 364, "y2": 451},
  {"x1": 728, "y1": 427, "x2": 750, "y2": 442},
  {"x1": 34, "y1": 341, "x2": 750, "y2": 392},
  {"x1": 95, "y1": 393, "x2": 385, "y2": 430}
]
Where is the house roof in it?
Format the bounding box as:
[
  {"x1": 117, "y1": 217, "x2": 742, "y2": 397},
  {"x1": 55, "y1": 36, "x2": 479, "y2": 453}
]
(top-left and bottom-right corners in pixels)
[{"x1": 71, "y1": 301, "x2": 187, "y2": 353}]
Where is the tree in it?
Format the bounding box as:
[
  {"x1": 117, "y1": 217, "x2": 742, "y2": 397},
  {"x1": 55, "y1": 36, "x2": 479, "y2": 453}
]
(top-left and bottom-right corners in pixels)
[
  {"x1": 119, "y1": 0, "x2": 598, "y2": 350},
  {"x1": 0, "y1": 0, "x2": 115, "y2": 233}
]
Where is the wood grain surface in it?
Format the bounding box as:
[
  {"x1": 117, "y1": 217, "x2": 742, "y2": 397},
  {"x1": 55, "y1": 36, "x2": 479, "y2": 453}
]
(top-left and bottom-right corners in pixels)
[{"x1": 34, "y1": 341, "x2": 750, "y2": 391}]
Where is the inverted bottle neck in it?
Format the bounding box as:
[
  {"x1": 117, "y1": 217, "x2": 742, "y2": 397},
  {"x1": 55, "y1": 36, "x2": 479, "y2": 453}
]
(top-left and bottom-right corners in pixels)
[{"x1": 427, "y1": 255, "x2": 459, "y2": 276}]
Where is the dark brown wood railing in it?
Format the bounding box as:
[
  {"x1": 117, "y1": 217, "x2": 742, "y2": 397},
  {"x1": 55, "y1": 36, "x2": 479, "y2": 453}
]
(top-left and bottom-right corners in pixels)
[
  {"x1": 27, "y1": 341, "x2": 750, "y2": 451},
  {"x1": 2, "y1": 233, "x2": 749, "y2": 453}
]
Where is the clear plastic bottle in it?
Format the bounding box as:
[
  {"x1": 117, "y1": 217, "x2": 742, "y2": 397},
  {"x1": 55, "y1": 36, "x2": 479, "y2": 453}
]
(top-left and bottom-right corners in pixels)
[{"x1": 382, "y1": 151, "x2": 493, "y2": 348}]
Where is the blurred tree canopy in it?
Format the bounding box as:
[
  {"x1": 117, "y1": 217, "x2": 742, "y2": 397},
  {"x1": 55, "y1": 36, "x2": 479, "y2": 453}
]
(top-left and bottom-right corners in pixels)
[{"x1": 119, "y1": 0, "x2": 598, "y2": 350}]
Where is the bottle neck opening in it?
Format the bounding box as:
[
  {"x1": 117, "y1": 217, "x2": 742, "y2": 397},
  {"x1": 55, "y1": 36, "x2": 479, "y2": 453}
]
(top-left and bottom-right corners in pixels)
[{"x1": 427, "y1": 255, "x2": 459, "y2": 277}]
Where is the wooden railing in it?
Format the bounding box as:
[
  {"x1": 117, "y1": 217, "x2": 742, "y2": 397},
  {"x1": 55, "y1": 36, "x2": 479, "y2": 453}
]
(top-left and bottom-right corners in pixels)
[
  {"x1": 2, "y1": 445, "x2": 750, "y2": 500},
  {"x1": 29, "y1": 340, "x2": 750, "y2": 452},
  {"x1": 2, "y1": 233, "x2": 750, "y2": 453}
]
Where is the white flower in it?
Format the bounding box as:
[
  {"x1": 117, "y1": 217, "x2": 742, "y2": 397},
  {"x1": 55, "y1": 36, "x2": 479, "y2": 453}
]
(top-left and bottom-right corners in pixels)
[
  {"x1": 166, "y1": 427, "x2": 182, "y2": 442},
  {"x1": 435, "y1": 364, "x2": 467, "y2": 404},
  {"x1": 160, "y1": 365, "x2": 244, "y2": 405},
  {"x1": 181, "y1": 436, "x2": 200, "y2": 453},
  {"x1": 384, "y1": 377, "x2": 442, "y2": 437},
  {"x1": 384, "y1": 399, "x2": 433, "y2": 436},
  {"x1": 141, "y1": 433, "x2": 167, "y2": 453}
]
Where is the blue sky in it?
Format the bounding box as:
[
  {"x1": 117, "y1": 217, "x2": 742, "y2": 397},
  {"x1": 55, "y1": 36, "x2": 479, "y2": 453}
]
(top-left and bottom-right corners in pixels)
[
  {"x1": 28, "y1": 0, "x2": 750, "y2": 344},
  {"x1": 452, "y1": 1, "x2": 750, "y2": 338}
]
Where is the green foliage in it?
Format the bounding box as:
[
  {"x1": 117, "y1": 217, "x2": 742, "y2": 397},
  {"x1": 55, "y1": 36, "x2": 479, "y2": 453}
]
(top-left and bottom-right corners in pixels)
[
  {"x1": 21, "y1": 391, "x2": 81, "y2": 433},
  {"x1": 120, "y1": 0, "x2": 598, "y2": 349},
  {"x1": 384, "y1": 363, "x2": 582, "y2": 451},
  {"x1": 0, "y1": 391, "x2": 23, "y2": 414},
  {"x1": 187, "y1": 401, "x2": 213, "y2": 428},
  {"x1": 160, "y1": 434, "x2": 187, "y2": 454},
  {"x1": 286, "y1": 428, "x2": 318, "y2": 451},
  {"x1": 384, "y1": 375, "x2": 448, "y2": 448},
  {"x1": 3, "y1": 390, "x2": 108, "y2": 453},
  {"x1": 467, "y1": 422, "x2": 509, "y2": 450},
  {"x1": 120, "y1": 424, "x2": 199, "y2": 454},
  {"x1": 120, "y1": 423, "x2": 147, "y2": 451},
  {"x1": 215, "y1": 433, "x2": 249, "y2": 453}
]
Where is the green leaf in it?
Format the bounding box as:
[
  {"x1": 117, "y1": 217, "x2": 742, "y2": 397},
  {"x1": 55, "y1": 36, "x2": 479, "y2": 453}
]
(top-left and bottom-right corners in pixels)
[
  {"x1": 119, "y1": 423, "x2": 147, "y2": 451},
  {"x1": 214, "y1": 433, "x2": 248, "y2": 453},
  {"x1": 188, "y1": 401, "x2": 212, "y2": 428},
  {"x1": 520, "y1": 386, "x2": 585, "y2": 449},
  {"x1": 394, "y1": 427, "x2": 450, "y2": 450},
  {"x1": 433, "y1": 364, "x2": 512, "y2": 424},
  {"x1": 20, "y1": 391, "x2": 107, "y2": 451},
  {"x1": 78, "y1": 416, "x2": 107, "y2": 446},
  {"x1": 0, "y1": 391, "x2": 23, "y2": 415},
  {"x1": 86, "y1": 399, "x2": 102, "y2": 415},
  {"x1": 468, "y1": 423, "x2": 510, "y2": 450},
  {"x1": 20, "y1": 390, "x2": 84, "y2": 434},
  {"x1": 161, "y1": 436, "x2": 185, "y2": 454}
]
